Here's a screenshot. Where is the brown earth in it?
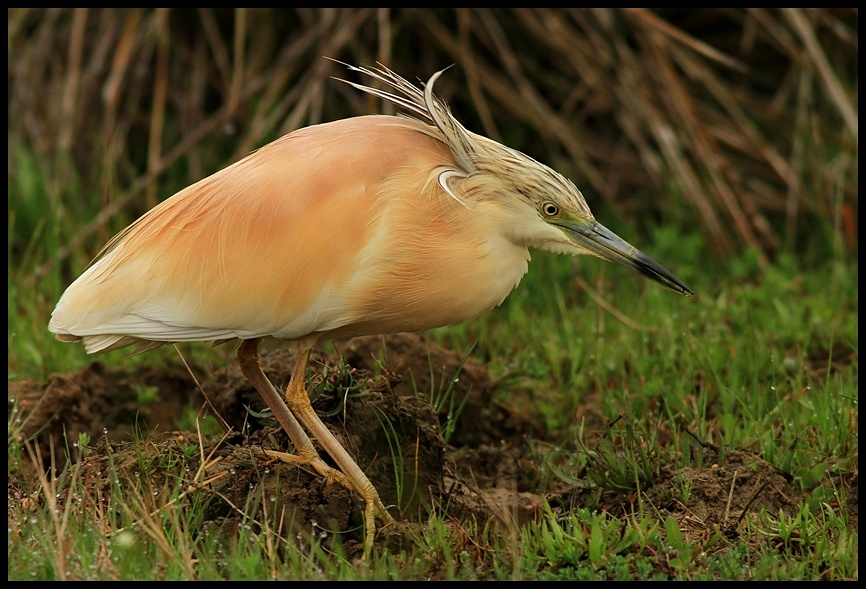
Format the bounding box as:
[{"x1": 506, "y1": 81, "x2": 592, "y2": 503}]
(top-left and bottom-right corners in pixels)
[{"x1": 8, "y1": 333, "x2": 857, "y2": 562}]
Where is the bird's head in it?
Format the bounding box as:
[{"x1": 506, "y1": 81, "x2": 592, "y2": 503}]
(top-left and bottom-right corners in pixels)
[
  {"x1": 465, "y1": 137, "x2": 694, "y2": 296},
  {"x1": 336, "y1": 62, "x2": 693, "y2": 296}
]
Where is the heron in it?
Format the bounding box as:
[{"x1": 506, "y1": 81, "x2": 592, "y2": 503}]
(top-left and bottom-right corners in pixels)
[{"x1": 49, "y1": 62, "x2": 693, "y2": 554}]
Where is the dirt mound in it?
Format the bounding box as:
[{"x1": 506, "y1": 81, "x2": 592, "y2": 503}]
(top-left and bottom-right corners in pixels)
[
  {"x1": 10, "y1": 334, "x2": 546, "y2": 556},
  {"x1": 11, "y1": 333, "x2": 845, "y2": 560}
]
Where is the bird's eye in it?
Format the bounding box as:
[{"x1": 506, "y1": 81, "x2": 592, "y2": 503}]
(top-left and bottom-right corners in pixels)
[{"x1": 541, "y1": 202, "x2": 559, "y2": 217}]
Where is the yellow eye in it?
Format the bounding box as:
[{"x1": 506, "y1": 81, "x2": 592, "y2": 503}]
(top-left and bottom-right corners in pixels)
[{"x1": 541, "y1": 201, "x2": 559, "y2": 217}]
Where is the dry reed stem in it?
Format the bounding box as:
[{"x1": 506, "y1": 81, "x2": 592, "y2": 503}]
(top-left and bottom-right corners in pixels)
[{"x1": 9, "y1": 8, "x2": 857, "y2": 274}]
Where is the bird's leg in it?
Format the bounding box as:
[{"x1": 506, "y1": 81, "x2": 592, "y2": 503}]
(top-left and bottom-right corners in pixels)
[
  {"x1": 237, "y1": 338, "x2": 352, "y2": 489},
  {"x1": 284, "y1": 337, "x2": 395, "y2": 555}
]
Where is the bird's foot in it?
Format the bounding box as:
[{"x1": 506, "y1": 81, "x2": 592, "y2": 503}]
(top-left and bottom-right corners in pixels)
[
  {"x1": 257, "y1": 448, "x2": 354, "y2": 490},
  {"x1": 256, "y1": 447, "x2": 394, "y2": 557}
]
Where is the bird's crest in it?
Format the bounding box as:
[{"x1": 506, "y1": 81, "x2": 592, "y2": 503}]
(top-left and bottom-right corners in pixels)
[
  {"x1": 332, "y1": 61, "x2": 478, "y2": 176},
  {"x1": 333, "y1": 61, "x2": 593, "y2": 218}
]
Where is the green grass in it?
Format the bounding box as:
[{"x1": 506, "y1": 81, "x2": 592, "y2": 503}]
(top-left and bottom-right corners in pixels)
[
  {"x1": 9, "y1": 176, "x2": 858, "y2": 582},
  {"x1": 8, "y1": 216, "x2": 857, "y2": 579},
  {"x1": 9, "y1": 159, "x2": 859, "y2": 580},
  {"x1": 7, "y1": 85, "x2": 858, "y2": 582},
  {"x1": 8, "y1": 427, "x2": 857, "y2": 580}
]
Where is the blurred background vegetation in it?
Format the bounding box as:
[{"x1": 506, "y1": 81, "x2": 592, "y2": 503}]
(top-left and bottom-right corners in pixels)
[
  {"x1": 8, "y1": 8, "x2": 858, "y2": 350},
  {"x1": 9, "y1": 8, "x2": 857, "y2": 267}
]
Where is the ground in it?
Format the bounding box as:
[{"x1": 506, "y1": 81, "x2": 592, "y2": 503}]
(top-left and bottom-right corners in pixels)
[{"x1": 8, "y1": 333, "x2": 856, "y2": 563}]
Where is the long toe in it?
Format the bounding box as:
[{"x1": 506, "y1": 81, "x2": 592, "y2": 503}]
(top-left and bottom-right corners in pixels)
[{"x1": 257, "y1": 448, "x2": 354, "y2": 491}]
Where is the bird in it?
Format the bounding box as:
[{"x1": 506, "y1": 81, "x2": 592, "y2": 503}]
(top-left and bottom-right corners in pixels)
[{"x1": 49, "y1": 62, "x2": 693, "y2": 554}]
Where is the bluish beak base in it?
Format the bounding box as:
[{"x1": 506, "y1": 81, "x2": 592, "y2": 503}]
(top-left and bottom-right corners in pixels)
[{"x1": 559, "y1": 218, "x2": 694, "y2": 296}]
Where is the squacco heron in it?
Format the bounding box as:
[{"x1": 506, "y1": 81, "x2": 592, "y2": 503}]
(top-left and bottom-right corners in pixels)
[{"x1": 49, "y1": 63, "x2": 692, "y2": 553}]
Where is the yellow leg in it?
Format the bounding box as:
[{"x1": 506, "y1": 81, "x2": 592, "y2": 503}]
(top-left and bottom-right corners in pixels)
[
  {"x1": 284, "y1": 338, "x2": 395, "y2": 555},
  {"x1": 237, "y1": 338, "x2": 393, "y2": 555},
  {"x1": 237, "y1": 339, "x2": 351, "y2": 489}
]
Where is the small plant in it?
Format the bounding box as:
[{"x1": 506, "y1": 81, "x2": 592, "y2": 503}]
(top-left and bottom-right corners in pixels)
[
  {"x1": 75, "y1": 432, "x2": 92, "y2": 456},
  {"x1": 420, "y1": 345, "x2": 475, "y2": 444},
  {"x1": 135, "y1": 385, "x2": 160, "y2": 406},
  {"x1": 576, "y1": 415, "x2": 662, "y2": 493},
  {"x1": 671, "y1": 471, "x2": 694, "y2": 503}
]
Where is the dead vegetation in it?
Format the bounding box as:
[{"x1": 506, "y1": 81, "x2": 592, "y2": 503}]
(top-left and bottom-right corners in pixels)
[{"x1": 8, "y1": 8, "x2": 858, "y2": 278}]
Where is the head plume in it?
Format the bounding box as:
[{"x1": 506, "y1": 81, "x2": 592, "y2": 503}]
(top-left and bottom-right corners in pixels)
[
  {"x1": 332, "y1": 61, "x2": 593, "y2": 218},
  {"x1": 332, "y1": 61, "x2": 477, "y2": 176}
]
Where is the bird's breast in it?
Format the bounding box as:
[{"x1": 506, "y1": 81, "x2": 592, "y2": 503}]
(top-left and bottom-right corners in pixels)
[{"x1": 315, "y1": 182, "x2": 533, "y2": 340}]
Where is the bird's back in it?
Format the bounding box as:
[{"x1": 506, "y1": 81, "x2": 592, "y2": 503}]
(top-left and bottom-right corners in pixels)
[{"x1": 50, "y1": 115, "x2": 531, "y2": 353}]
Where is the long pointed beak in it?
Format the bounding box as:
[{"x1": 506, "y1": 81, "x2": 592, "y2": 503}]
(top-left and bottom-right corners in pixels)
[{"x1": 555, "y1": 217, "x2": 694, "y2": 296}]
